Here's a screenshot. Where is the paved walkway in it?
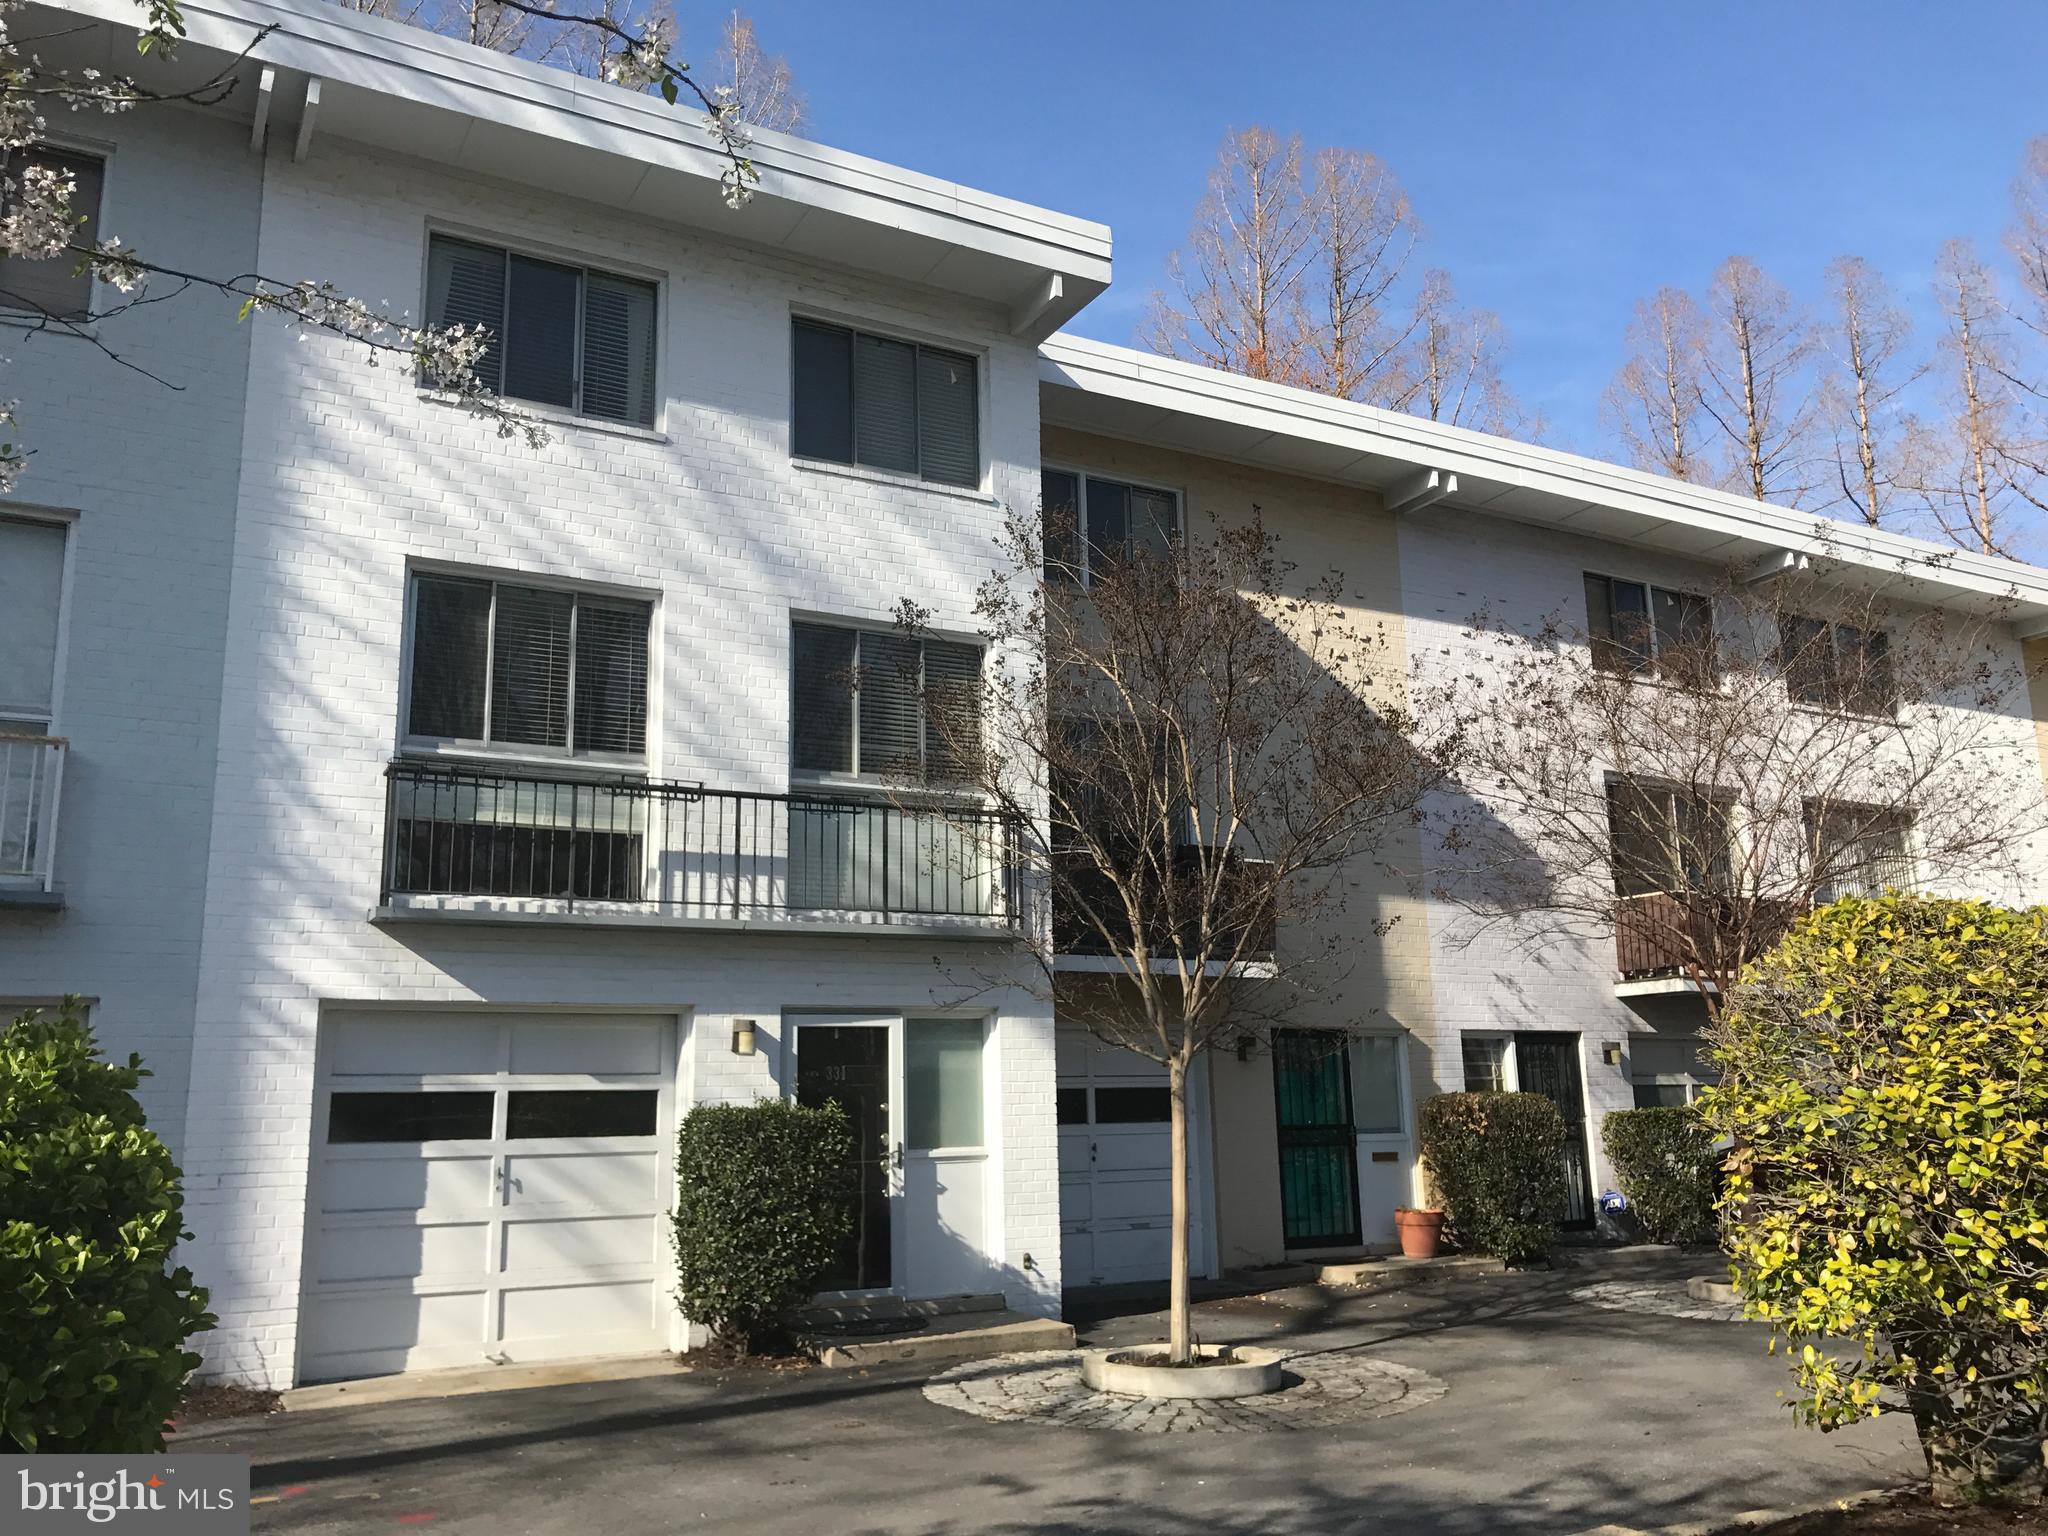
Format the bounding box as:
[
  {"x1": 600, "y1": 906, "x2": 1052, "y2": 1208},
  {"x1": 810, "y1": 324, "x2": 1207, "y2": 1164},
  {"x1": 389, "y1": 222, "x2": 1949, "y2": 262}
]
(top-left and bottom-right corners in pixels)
[{"x1": 179, "y1": 1250, "x2": 1919, "y2": 1536}]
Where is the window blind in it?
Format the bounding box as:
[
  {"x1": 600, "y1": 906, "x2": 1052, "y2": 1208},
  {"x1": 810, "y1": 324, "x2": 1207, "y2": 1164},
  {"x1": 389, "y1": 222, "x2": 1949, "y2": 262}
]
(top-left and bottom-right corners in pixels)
[
  {"x1": 0, "y1": 147, "x2": 104, "y2": 320},
  {"x1": 853, "y1": 333, "x2": 918, "y2": 475},
  {"x1": 581, "y1": 272, "x2": 657, "y2": 426},
  {"x1": 791, "y1": 623, "x2": 856, "y2": 773},
  {"x1": 917, "y1": 348, "x2": 978, "y2": 487},
  {"x1": 0, "y1": 516, "x2": 66, "y2": 721},
  {"x1": 792, "y1": 320, "x2": 853, "y2": 461},
  {"x1": 856, "y1": 630, "x2": 922, "y2": 776},
  {"x1": 489, "y1": 584, "x2": 573, "y2": 747},
  {"x1": 424, "y1": 238, "x2": 507, "y2": 393},
  {"x1": 791, "y1": 623, "x2": 983, "y2": 781},
  {"x1": 572, "y1": 600, "x2": 649, "y2": 754},
  {"x1": 503, "y1": 254, "x2": 580, "y2": 412},
  {"x1": 921, "y1": 639, "x2": 983, "y2": 780}
]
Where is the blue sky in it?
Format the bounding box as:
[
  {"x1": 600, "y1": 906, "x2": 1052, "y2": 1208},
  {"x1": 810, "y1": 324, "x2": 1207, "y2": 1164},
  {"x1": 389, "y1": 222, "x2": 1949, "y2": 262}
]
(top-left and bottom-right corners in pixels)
[{"x1": 730, "y1": 0, "x2": 2048, "y2": 454}]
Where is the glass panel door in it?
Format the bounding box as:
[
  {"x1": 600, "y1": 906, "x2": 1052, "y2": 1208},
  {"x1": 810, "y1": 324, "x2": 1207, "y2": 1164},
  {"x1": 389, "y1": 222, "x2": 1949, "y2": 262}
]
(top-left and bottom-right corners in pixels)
[
  {"x1": 794, "y1": 1023, "x2": 897, "y2": 1290},
  {"x1": 1272, "y1": 1030, "x2": 1362, "y2": 1248}
]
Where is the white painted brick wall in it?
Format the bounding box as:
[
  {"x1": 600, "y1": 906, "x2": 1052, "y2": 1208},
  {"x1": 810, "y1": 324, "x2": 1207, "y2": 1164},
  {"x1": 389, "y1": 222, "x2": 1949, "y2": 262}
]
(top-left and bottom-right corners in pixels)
[
  {"x1": 0, "y1": 108, "x2": 262, "y2": 1148},
  {"x1": 1397, "y1": 504, "x2": 2048, "y2": 1200}
]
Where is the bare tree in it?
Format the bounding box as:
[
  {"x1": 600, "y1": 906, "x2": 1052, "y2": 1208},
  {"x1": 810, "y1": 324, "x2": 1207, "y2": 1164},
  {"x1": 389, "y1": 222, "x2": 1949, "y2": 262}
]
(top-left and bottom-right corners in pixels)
[
  {"x1": 901, "y1": 509, "x2": 1454, "y2": 1363},
  {"x1": 2006, "y1": 135, "x2": 2048, "y2": 344},
  {"x1": 707, "y1": 9, "x2": 806, "y2": 133},
  {"x1": 1430, "y1": 557, "x2": 2042, "y2": 1017},
  {"x1": 1698, "y1": 256, "x2": 1816, "y2": 504},
  {"x1": 1912, "y1": 240, "x2": 2045, "y2": 558},
  {"x1": 1399, "y1": 269, "x2": 1521, "y2": 434},
  {"x1": 1143, "y1": 127, "x2": 1312, "y2": 384},
  {"x1": 1605, "y1": 287, "x2": 1712, "y2": 483},
  {"x1": 1818, "y1": 256, "x2": 1921, "y2": 527},
  {"x1": 1295, "y1": 145, "x2": 1420, "y2": 401}
]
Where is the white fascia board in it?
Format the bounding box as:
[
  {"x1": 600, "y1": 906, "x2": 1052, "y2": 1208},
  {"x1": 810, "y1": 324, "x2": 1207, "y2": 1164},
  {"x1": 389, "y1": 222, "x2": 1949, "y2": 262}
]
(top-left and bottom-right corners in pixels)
[
  {"x1": 47, "y1": 0, "x2": 1111, "y2": 303},
  {"x1": 1040, "y1": 334, "x2": 2048, "y2": 619}
]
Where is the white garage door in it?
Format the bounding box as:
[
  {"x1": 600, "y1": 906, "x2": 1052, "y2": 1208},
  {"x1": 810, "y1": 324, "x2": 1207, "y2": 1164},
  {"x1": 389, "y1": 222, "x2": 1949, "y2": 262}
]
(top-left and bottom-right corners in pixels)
[
  {"x1": 1057, "y1": 1031, "x2": 1210, "y2": 1289},
  {"x1": 301, "y1": 1011, "x2": 676, "y2": 1383}
]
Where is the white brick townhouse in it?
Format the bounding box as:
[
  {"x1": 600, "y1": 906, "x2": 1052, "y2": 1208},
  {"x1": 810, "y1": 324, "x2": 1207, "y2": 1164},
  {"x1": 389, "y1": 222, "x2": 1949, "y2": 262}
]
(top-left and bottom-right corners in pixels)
[{"x1": 6, "y1": 0, "x2": 2048, "y2": 1390}]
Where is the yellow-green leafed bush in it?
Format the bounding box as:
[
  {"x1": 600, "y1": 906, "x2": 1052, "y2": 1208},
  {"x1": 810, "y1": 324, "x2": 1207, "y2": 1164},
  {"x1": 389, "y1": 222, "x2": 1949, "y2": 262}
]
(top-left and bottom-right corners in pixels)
[{"x1": 1704, "y1": 896, "x2": 2048, "y2": 1502}]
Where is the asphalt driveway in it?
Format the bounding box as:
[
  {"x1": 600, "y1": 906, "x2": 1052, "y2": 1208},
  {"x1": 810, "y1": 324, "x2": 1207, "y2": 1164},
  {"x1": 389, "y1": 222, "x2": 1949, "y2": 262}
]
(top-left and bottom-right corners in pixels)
[{"x1": 179, "y1": 1252, "x2": 1919, "y2": 1536}]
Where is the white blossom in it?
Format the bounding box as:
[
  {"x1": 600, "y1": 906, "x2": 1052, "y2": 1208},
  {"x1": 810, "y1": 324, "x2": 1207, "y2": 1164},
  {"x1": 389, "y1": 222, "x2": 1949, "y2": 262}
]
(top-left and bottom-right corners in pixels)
[
  {"x1": 0, "y1": 162, "x2": 77, "y2": 260},
  {"x1": 91, "y1": 235, "x2": 143, "y2": 293}
]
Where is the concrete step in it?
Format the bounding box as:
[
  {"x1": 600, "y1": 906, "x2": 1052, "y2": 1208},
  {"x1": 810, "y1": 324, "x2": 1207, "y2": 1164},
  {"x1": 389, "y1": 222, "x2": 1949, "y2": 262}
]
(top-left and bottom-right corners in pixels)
[
  {"x1": 807, "y1": 1311, "x2": 1073, "y2": 1369},
  {"x1": 795, "y1": 1291, "x2": 1006, "y2": 1327},
  {"x1": 1318, "y1": 1253, "x2": 1503, "y2": 1289}
]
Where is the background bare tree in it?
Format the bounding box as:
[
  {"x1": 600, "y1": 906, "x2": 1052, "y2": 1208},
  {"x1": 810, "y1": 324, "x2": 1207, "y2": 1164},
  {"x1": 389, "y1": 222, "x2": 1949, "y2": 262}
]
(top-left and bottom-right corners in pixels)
[
  {"x1": 1401, "y1": 269, "x2": 1522, "y2": 434},
  {"x1": 1698, "y1": 256, "x2": 1816, "y2": 503},
  {"x1": 1605, "y1": 287, "x2": 1712, "y2": 483},
  {"x1": 904, "y1": 508, "x2": 1454, "y2": 1363},
  {"x1": 1819, "y1": 255, "x2": 1920, "y2": 527},
  {"x1": 1429, "y1": 557, "x2": 2043, "y2": 1016},
  {"x1": 1297, "y1": 145, "x2": 1420, "y2": 401},
  {"x1": 708, "y1": 9, "x2": 806, "y2": 132}
]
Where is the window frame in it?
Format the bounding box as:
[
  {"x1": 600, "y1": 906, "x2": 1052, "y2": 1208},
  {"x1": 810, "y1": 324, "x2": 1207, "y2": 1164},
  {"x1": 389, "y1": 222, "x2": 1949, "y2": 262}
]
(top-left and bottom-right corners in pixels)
[
  {"x1": 789, "y1": 314, "x2": 984, "y2": 489},
  {"x1": 1804, "y1": 799, "x2": 1915, "y2": 902},
  {"x1": 1605, "y1": 775, "x2": 1737, "y2": 899},
  {"x1": 786, "y1": 615, "x2": 985, "y2": 789},
  {"x1": 0, "y1": 140, "x2": 110, "y2": 323},
  {"x1": 1582, "y1": 571, "x2": 1714, "y2": 684},
  {"x1": 399, "y1": 564, "x2": 657, "y2": 768},
  {"x1": 1779, "y1": 614, "x2": 1897, "y2": 716},
  {"x1": 0, "y1": 506, "x2": 75, "y2": 737},
  {"x1": 421, "y1": 227, "x2": 663, "y2": 429},
  {"x1": 1040, "y1": 464, "x2": 1184, "y2": 589}
]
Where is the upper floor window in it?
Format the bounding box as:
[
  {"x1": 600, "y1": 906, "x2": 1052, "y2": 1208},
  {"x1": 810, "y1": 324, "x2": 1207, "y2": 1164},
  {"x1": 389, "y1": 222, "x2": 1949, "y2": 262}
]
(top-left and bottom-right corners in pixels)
[
  {"x1": 790, "y1": 620, "x2": 982, "y2": 782},
  {"x1": 1806, "y1": 801, "x2": 1912, "y2": 902},
  {"x1": 1583, "y1": 573, "x2": 1712, "y2": 683},
  {"x1": 0, "y1": 146, "x2": 105, "y2": 320},
  {"x1": 425, "y1": 235, "x2": 658, "y2": 427},
  {"x1": 0, "y1": 513, "x2": 65, "y2": 734},
  {"x1": 1606, "y1": 778, "x2": 1733, "y2": 898},
  {"x1": 1779, "y1": 615, "x2": 1894, "y2": 713},
  {"x1": 406, "y1": 573, "x2": 651, "y2": 757},
  {"x1": 790, "y1": 318, "x2": 978, "y2": 487},
  {"x1": 1041, "y1": 469, "x2": 1179, "y2": 586}
]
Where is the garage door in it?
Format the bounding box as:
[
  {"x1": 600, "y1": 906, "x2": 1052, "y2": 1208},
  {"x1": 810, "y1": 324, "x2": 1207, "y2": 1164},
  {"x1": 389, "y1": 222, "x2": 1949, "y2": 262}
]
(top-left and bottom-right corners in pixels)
[
  {"x1": 1057, "y1": 1031, "x2": 1209, "y2": 1289},
  {"x1": 301, "y1": 1011, "x2": 676, "y2": 1383}
]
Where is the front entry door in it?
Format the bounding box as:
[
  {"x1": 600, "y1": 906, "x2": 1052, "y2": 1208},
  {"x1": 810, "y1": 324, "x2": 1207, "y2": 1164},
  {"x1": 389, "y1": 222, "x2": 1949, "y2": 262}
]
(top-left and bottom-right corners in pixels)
[
  {"x1": 1272, "y1": 1030, "x2": 1362, "y2": 1248},
  {"x1": 793, "y1": 1017, "x2": 994, "y2": 1296},
  {"x1": 1512, "y1": 1032, "x2": 1595, "y2": 1229}
]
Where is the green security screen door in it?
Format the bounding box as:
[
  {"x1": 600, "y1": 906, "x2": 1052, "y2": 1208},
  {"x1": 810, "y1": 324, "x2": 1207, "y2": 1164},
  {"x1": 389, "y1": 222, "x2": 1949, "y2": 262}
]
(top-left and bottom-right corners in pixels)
[{"x1": 1272, "y1": 1031, "x2": 1362, "y2": 1248}]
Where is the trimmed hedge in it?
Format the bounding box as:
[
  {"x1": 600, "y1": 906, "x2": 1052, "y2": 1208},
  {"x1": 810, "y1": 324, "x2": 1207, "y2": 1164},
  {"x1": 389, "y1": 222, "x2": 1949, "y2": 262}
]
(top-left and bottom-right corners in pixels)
[
  {"x1": 1601, "y1": 1106, "x2": 1718, "y2": 1245},
  {"x1": 1418, "y1": 1091, "x2": 1566, "y2": 1264},
  {"x1": 672, "y1": 1098, "x2": 855, "y2": 1352},
  {"x1": 1, "y1": 1001, "x2": 214, "y2": 1453}
]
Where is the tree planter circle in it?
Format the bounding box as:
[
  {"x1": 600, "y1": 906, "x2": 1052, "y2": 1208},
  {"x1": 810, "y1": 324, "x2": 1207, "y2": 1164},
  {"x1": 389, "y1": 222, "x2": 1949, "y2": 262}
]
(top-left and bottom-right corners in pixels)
[
  {"x1": 1684, "y1": 1276, "x2": 1739, "y2": 1305},
  {"x1": 1080, "y1": 1344, "x2": 1285, "y2": 1400}
]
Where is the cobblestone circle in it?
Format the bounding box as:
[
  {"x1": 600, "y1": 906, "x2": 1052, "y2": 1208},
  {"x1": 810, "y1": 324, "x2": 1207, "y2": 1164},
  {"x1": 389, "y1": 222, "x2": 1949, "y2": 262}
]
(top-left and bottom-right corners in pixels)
[
  {"x1": 922, "y1": 1348, "x2": 1447, "y2": 1432},
  {"x1": 1571, "y1": 1280, "x2": 1748, "y2": 1323}
]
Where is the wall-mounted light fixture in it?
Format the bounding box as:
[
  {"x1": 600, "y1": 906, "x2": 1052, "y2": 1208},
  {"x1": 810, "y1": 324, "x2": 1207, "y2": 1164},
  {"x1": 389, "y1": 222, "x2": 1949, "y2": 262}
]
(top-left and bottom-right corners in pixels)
[
  {"x1": 1602, "y1": 1040, "x2": 1624, "y2": 1067},
  {"x1": 1236, "y1": 1034, "x2": 1256, "y2": 1062},
  {"x1": 731, "y1": 1018, "x2": 758, "y2": 1057}
]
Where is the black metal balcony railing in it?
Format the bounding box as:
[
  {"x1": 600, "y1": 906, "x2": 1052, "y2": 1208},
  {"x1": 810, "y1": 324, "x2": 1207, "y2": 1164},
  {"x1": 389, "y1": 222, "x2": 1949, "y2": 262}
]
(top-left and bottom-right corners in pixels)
[{"x1": 381, "y1": 761, "x2": 1024, "y2": 929}]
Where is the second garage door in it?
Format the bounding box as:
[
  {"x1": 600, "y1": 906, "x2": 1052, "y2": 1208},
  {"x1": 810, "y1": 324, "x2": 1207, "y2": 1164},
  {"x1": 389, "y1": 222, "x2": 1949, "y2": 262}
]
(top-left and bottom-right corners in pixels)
[{"x1": 301, "y1": 1011, "x2": 676, "y2": 1383}]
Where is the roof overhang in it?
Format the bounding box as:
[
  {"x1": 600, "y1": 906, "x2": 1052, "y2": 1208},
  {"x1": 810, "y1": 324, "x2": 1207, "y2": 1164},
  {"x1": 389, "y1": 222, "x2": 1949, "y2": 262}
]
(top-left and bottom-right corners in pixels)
[
  {"x1": 36, "y1": 0, "x2": 1111, "y2": 339},
  {"x1": 1039, "y1": 334, "x2": 2048, "y2": 633}
]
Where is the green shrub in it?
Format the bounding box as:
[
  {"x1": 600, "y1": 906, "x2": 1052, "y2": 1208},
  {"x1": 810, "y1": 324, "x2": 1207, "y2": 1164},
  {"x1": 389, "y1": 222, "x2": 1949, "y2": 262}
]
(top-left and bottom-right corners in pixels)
[
  {"x1": 0, "y1": 1001, "x2": 213, "y2": 1453},
  {"x1": 1601, "y1": 1106, "x2": 1719, "y2": 1245},
  {"x1": 1706, "y1": 896, "x2": 2048, "y2": 1501},
  {"x1": 1417, "y1": 1091, "x2": 1566, "y2": 1264},
  {"x1": 672, "y1": 1098, "x2": 855, "y2": 1352}
]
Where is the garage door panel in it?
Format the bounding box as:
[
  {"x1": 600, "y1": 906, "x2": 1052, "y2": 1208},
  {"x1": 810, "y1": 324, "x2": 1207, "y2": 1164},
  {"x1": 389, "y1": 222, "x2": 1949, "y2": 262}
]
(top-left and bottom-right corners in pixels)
[
  {"x1": 320, "y1": 1154, "x2": 492, "y2": 1214},
  {"x1": 301, "y1": 1288, "x2": 486, "y2": 1361},
  {"x1": 1089, "y1": 1176, "x2": 1171, "y2": 1224},
  {"x1": 502, "y1": 1150, "x2": 659, "y2": 1208},
  {"x1": 1089, "y1": 1133, "x2": 1170, "y2": 1175},
  {"x1": 313, "y1": 1221, "x2": 488, "y2": 1284},
  {"x1": 510, "y1": 1019, "x2": 666, "y2": 1075},
  {"x1": 500, "y1": 1214, "x2": 654, "y2": 1272},
  {"x1": 1059, "y1": 1178, "x2": 1093, "y2": 1223},
  {"x1": 499, "y1": 1280, "x2": 653, "y2": 1343},
  {"x1": 1092, "y1": 1226, "x2": 1169, "y2": 1279},
  {"x1": 328, "y1": 1018, "x2": 504, "y2": 1077}
]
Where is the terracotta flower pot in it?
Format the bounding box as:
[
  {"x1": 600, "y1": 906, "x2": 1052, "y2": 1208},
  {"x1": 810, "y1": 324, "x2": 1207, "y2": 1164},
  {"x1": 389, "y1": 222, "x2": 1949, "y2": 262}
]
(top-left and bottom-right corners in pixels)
[{"x1": 1394, "y1": 1207, "x2": 1445, "y2": 1260}]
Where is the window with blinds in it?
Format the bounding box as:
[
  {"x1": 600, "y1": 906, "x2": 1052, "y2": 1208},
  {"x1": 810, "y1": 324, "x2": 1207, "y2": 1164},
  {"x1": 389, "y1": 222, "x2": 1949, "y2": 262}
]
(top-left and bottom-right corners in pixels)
[
  {"x1": 790, "y1": 318, "x2": 979, "y2": 487},
  {"x1": 790, "y1": 621, "x2": 983, "y2": 781},
  {"x1": 1806, "y1": 802, "x2": 1913, "y2": 902},
  {"x1": 406, "y1": 573, "x2": 650, "y2": 757},
  {"x1": 1039, "y1": 469, "x2": 1180, "y2": 587},
  {"x1": 0, "y1": 514, "x2": 66, "y2": 731},
  {"x1": 0, "y1": 146, "x2": 106, "y2": 320},
  {"x1": 424, "y1": 235, "x2": 658, "y2": 427},
  {"x1": 1605, "y1": 777, "x2": 1734, "y2": 898},
  {"x1": 1778, "y1": 615, "x2": 1895, "y2": 714},
  {"x1": 1582, "y1": 573, "x2": 1713, "y2": 685}
]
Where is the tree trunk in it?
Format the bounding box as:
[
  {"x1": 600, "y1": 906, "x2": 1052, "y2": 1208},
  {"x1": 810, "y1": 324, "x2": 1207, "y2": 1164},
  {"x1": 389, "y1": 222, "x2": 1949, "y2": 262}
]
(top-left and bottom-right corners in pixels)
[{"x1": 1168, "y1": 1053, "x2": 1193, "y2": 1364}]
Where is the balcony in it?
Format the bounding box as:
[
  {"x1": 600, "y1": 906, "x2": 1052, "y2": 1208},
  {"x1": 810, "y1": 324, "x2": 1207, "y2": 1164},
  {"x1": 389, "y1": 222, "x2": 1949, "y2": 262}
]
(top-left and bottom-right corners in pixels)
[
  {"x1": 0, "y1": 734, "x2": 65, "y2": 906},
  {"x1": 377, "y1": 760, "x2": 1024, "y2": 935},
  {"x1": 1053, "y1": 845, "x2": 1278, "y2": 972},
  {"x1": 1613, "y1": 891, "x2": 1800, "y2": 995}
]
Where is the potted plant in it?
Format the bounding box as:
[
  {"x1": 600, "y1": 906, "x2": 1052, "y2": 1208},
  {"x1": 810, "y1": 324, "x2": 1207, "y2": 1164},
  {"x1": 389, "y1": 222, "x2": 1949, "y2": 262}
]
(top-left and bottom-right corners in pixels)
[{"x1": 1393, "y1": 1206, "x2": 1445, "y2": 1259}]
